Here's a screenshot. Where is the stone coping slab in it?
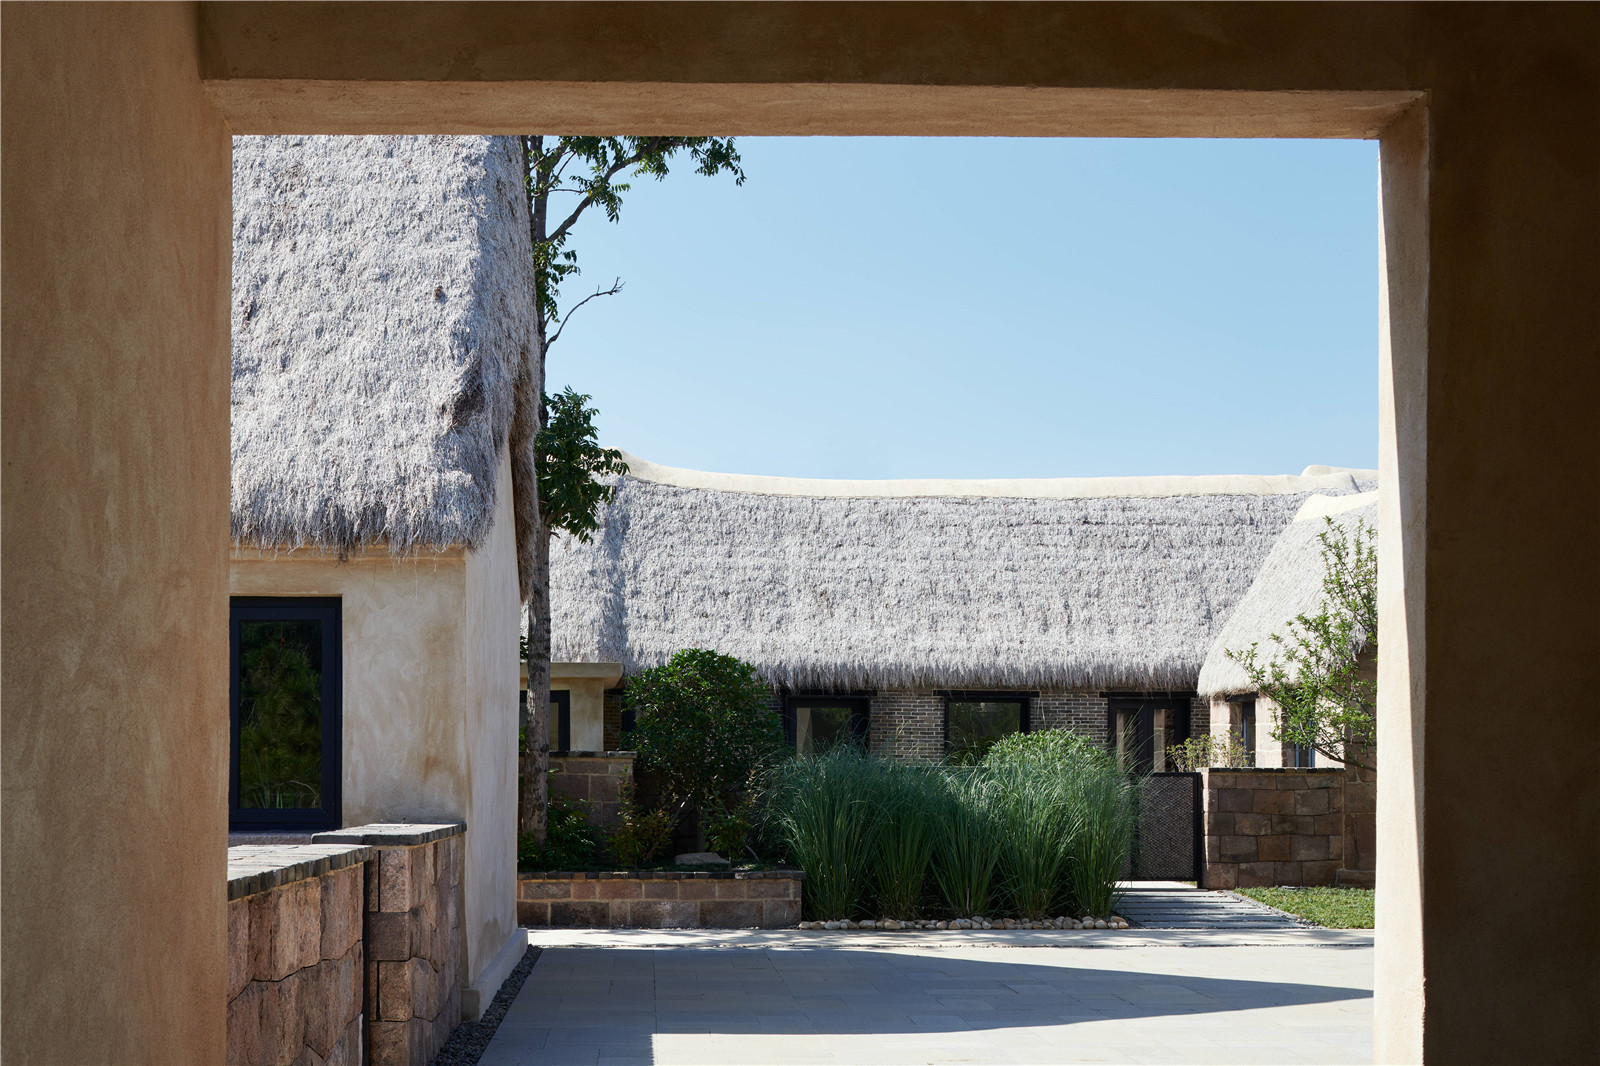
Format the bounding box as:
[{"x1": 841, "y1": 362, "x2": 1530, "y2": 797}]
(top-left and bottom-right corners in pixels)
[
  {"x1": 227, "y1": 843, "x2": 375, "y2": 900},
  {"x1": 549, "y1": 750, "x2": 636, "y2": 758},
  {"x1": 518, "y1": 868, "x2": 803, "y2": 880},
  {"x1": 312, "y1": 821, "x2": 465, "y2": 846}
]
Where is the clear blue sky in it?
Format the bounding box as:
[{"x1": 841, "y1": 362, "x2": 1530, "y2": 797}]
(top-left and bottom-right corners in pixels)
[{"x1": 546, "y1": 137, "x2": 1380, "y2": 479}]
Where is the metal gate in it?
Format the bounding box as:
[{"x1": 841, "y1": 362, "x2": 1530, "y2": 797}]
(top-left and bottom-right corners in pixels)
[{"x1": 1122, "y1": 772, "x2": 1201, "y2": 881}]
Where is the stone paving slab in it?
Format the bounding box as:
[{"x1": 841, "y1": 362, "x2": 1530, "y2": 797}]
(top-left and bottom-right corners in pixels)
[
  {"x1": 483, "y1": 930, "x2": 1372, "y2": 1065},
  {"x1": 1115, "y1": 881, "x2": 1311, "y2": 931}
]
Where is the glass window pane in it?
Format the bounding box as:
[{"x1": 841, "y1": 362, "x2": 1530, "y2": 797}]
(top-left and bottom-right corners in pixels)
[
  {"x1": 947, "y1": 701, "x2": 1023, "y2": 763},
  {"x1": 238, "y1": 619, "x2": 324, "y2": 810},
  {"x1": 794, "y1": 705, "x2": 856, "y2": 754}
]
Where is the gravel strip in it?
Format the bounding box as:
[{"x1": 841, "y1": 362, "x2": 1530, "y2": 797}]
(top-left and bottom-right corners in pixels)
[{"x1": 430, "y1": 946, "x2": 541, "y2": 1066}]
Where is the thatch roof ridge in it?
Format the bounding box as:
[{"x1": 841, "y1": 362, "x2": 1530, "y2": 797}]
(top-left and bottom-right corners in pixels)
[
  {"x1": 230, "y1": 135, "x2": 535, "y2": 557},
  {"x1": 1196, "y1": 492, "x2": 1379, "y2": 697},
  {"x1": 618, "y1": 450, "x2": 1369, "y2": 500},
  {"x1": 552, "y1": 456, "x2": 1373, "y2": 691}
]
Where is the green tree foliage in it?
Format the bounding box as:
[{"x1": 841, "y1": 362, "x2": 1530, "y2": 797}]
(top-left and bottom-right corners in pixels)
[
  {"x1": 625, "y1": 649, "x2": 788, "y2": 826},
  {"x1": 517, "y1": 136, "x2": 744, "y2": 845},
  {"x1": 535, "y1": 387, "x2": 629, "y2": 540},
  {"x1": 1226, "y1": 516, "x2": 1378, "y2": 769},
  {"x1": 237, "y1": 622, "x2": 323, "y2": 809}
]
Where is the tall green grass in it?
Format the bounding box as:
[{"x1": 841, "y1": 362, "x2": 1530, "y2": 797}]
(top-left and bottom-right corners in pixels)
[
  {"x1": 761, "y1": 732, "x2": 1137, "y2": 920},
  {"x1": 872, "y1": 763, "x2": 940, "y2": 918},
  {"x1": 764, "y1": 748, "x2": 883, "y2": 919},
  {"x1": 930, "y1": 769, "x2": 1004, "y2": 916}
]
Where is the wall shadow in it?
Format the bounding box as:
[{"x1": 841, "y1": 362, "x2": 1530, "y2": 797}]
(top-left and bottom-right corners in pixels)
[{"x1": 488, "y1": 945, "x2": 1370, "y2": 1064}]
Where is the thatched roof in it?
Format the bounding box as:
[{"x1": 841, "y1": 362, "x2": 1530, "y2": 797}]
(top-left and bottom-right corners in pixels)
[
  {"x1": 231, "y1": 135, "x2": 534, "y2": 558},
  {"x1": 550, "y1": 454, "x2": 1377, "y2": 691},
  {"x1": 1197, "y1": 492, "x2": 1379, "y2": 697}
]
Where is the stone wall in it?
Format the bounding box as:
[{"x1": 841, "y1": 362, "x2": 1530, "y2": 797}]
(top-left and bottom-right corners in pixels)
[
  {"x1": 517, "y1": 870, "x2": 802, "y2": 929},
  {"x1": 549, "y1": 752, "x2": 635, "y2": 828},
  {"x1": 226, "y1": 845, "x2": 372, "y2": 1066},
  {"x1": 1201, "y1": 768, "x2": 1346, "y2": 888},
  {"x1": 313, "y1": 824, "x2": 465, "y2": 1066}
]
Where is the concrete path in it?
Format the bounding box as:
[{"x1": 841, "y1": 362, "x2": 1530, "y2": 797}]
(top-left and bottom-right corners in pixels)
[
  {"x1": 482, "y1": 923, "x2": 1372, "y2": 1065},
  {"x1": 1116, "y1": 881, "x2": 1309, "y2": 930}
]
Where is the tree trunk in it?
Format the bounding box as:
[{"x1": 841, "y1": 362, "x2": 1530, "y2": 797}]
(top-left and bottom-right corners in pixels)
[{"x1": 520, "y1": 522, "x2": 554, "y2": 843}]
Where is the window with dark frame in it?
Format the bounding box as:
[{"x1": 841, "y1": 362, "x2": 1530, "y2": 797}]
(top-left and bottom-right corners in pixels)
[
  {"x1": 1231, "y1": 696, "x2": 1258, "y2": 766},
  {"x1": 230, "y1": 598, "x2": 342, "y2": 831},
  {"x1": 942, "y1": 692, "x2": 1031, "y2": 763},
  {"x1": 782, "y1": 695, "x2": 869, "y2": 754},
  {"x1": 549, "y1": 689, "x2": 572, "y2": 752},
  {"x1": 1106, "y1": 693, "x2": 1193, "y2": 774}
]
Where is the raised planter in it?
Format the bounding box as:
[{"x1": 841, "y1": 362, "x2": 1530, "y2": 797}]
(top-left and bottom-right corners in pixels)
[{"x1": 517, "y1": 869, "x2": 802, "y2": 929}]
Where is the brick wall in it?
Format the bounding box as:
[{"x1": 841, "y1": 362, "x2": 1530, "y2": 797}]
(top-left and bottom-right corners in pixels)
[
  {"x1": 549, "y1": 752, "x2": 634, "y2": 828},
  {"x1": 1033, "y1": 691, "x2": 1109, "y2": 744},
  {"x1": 1200, "y1": 769, "x2": 1345, "y2": 888},
  {"x1": 869, "y1": 690, "x2": 945, "y2": 761},
  {"x1": 517, "y1": 870, "x2": 802, "y2": 929}
]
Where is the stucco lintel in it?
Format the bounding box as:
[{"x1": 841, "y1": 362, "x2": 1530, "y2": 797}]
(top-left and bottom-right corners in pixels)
[{"x1": 550, "y1": 662, "x2": 624, "y2": 686}]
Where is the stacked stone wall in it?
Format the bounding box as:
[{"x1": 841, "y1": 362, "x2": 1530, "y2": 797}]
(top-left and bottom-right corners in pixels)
[
  {"x1": 517, "y1": 870, "x2": 802, "y2": 929},
  {"x1": 226, "y1": 846, "x2": 370, "y2": 1066},
  {"x1": 549, "y1": 752, "x2": 634, "y2": 828},
  {"x1": 1201, "y1": 768, "x2": 1345, "y2": 888}
]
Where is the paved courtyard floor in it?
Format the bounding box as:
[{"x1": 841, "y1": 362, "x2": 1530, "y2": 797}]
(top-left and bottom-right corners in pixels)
[{"x1": 479, "y1": 918, "x2": 1373, "y2": 1065}]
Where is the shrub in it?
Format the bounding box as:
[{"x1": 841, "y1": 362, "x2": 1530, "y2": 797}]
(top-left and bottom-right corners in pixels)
[
  {"x1": 984, "y1": 728, "x2": 1113, "y2": 774},
  {"x1": 625, "y1": 649, "x2": 788, "y2": 824},
  {"x1": 1166, "y1": 734, "x2": 1251, "y2": 771},
  {"x1": 519, "y1": 797, "x2": 601, "y2": 870},
  {"x1": 607, "y1": 780, "x2": 675, "y2": 868}
]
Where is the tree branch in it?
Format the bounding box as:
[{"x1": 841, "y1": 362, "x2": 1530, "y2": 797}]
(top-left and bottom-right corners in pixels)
[
  {"x1": 546, "y1": 279, "x2": 624, "y2": 349},
  {"x1": 545, "y1": 138, "x2": 683, "y2": 245}
]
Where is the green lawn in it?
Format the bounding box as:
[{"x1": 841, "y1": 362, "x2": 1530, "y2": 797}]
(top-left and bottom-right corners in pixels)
[{"x1": 1234, "y1": 886, "x2": 1374, "y2": 928}]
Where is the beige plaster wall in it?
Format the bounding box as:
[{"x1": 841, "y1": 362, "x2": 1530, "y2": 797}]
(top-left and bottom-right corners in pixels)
[
  {"x1": 229, "y1": 447, "x2": 520, "y2": 1021},
  {"x1": 459, "y1": 446, "x2": 522, "y2": 1008},
  {"x1": 7, "y1": 5, "x2": 1598, "y2": 1062},
  {"x1": 549, "y1": 666, "x2": 623, "y2": 752},
  {"x1": 1, "y1": 5, "x2": 232, "y2": 1062}
]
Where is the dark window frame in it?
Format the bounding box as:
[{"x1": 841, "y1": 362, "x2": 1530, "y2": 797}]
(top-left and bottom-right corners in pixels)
[
  {"x1": 1104, "y1": 692, "x2": 1193, "y2": 774},
  {"x1": 781, "y1": 692, "x2": 871, "y2": 753},
  {"x1": 229, "y1": 597, "x2": 342, "y2": 831},
  {"x1": 1230, "y1": 696, "x2": 1258, "y2": 766},
  {"x1": 549, "y1": 689, "x2": 572, "y2": 752},
  {"x1": 939, "y1": 690, "x2": 1034, "y2": 758}
]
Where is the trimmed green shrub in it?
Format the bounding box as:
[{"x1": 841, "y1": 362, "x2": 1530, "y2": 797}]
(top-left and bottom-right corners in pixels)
[
  {"x1": 625, "y1": 649, "x2": 788, "y2": 820},
  {"x1": 607, "y1": 780, "x2": 675, "y2": 868},
  {"x1": 519, "y1": 797, "x2": 601, "y2": 870}
]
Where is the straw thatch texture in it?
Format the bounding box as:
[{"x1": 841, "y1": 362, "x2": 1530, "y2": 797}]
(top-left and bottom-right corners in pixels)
[
  {"x1": 551, "y1": 462, "x2": 1372, "y2": 691},
  {"x1": 231, "y1": 135, "x2": 535, "y2": 558},
  {"x1": 1197, "y1": 493, "x2": 1379, "y2": 697}
]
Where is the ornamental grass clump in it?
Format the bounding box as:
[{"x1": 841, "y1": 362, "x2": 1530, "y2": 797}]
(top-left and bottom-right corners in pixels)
[
  {"x1": 765, "y1": 747, "x2": 884, "y2": 920},
  {"x1": 988, "y1": 763, "x2": 1078, "y2": 919},
  {"x1": 761, "y1": 731, "x2": 1137, "y2": 921},
  {"x1": 930, "y1": 768, "x2": 1004, "y2": 917},
  {"x1": 984, "y1": 728, "x2": 1134, "y2": 918},
  {"x1": 871, "y1": 763, "x2": 941, "y2": 918}
]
